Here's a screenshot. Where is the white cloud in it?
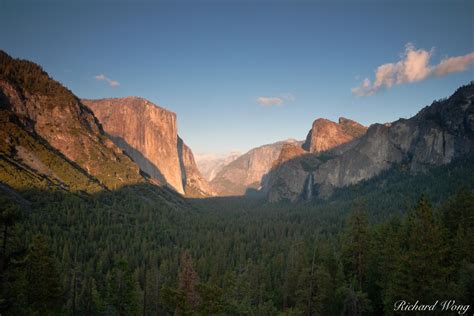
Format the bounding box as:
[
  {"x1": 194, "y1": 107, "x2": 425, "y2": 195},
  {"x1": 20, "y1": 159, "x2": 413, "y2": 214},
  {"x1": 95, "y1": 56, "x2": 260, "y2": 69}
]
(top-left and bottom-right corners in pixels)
[
  {"x1": 256, "y1": 93, "x2": 295, "y2": 106},
  {"x1": 352, "y1": 44, "x2": 474, "y2": 97},
  {"x1": 257, "y1": 97, "x2": 283, "y2": 106},
  {"x1": 95, "y1": 74, "x2": 120, "y2": 87},
  {"x1": 434, "y1": 52, "x2": 474, "y2": 76}
]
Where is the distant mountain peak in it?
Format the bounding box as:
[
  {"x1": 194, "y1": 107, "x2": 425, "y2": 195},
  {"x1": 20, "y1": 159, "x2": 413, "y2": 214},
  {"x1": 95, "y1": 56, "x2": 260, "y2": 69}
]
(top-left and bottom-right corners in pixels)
[{"x1": 302, "y1": 117, "x2": 367, "y2": 153}]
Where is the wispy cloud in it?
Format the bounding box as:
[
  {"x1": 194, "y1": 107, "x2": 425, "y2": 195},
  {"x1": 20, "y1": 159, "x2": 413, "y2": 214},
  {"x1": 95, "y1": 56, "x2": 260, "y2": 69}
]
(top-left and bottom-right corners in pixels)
[
  {"x1": 434, "y1": 53, "x2": 474, "y2": 76},
  {"x1": 352, "y1": 43, "x2": 474, "y2": 97},
  {"x1": 256, "y1": 93, "x2": 295, "y2": 106},
  {"x1": 257, "y1": 97, "x2": 283, "y2": 106},
  {"x1": 95, "y1": 74, "x2": 120, "y2": 88}
]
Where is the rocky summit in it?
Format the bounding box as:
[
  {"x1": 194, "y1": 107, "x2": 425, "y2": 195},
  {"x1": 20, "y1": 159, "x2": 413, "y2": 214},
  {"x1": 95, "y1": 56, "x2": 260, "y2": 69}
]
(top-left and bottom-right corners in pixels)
[
  {"x1": 302, "y1": 117, "x2": 367, "y2": 153},
  {"x1": 265, "y1": 83, "x2": 474, "y2": 202},
  {"x1": 209, "y1": 118, "x2": 368, "y2": 198},
  {"x1": 264, "y1": 117, "x2": 367, "y2": 202},
  {"x1": 312, "y1": 83, "x2": 474, "y2": 197},
  {"x1": 83, "y1": 97, "x2": 214, "y2": 197}
]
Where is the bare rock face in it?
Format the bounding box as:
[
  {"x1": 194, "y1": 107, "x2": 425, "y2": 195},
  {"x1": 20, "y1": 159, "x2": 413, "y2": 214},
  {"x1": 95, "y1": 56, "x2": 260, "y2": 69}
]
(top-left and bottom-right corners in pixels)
[
  {"x1": 211, "y1": 139, "x2": 300, "y2": 196},
  {"x1": 265, "y1": 155, "x2": 313, "y2": 202},
  {"x1": 273, "y1": 142, "x2": 306, "y2": 166},
  {"x1": 0, "y1": 51, "x2": 143, "y2": 190},
  {"x1": 302, "y1": 117, "x2": 367, "y2": 153},
  {"x1": 266, "y1": 82, "x2": 474, "y2": 202},
  {"x1": 313, "y1": 83, "x2": 474, "y2": 197},
  {"x1": 265, "y1": 81, "x2": 474, "y2": 203},
  {"x1": 264, "y1": 118, "x2": 367, "y2": 202},
  {"x1": 195, "y1": 152, "x2": 241, "y2": 181},
  {"x1": 178, "y1": 137, "x2": 215, "y2": 197},
  {"x1": 83, "y1": 97, "x2": 213, "y2": 197},
  {"x1": 83, "y1": 97, "x2": 184, "y2": 193}
]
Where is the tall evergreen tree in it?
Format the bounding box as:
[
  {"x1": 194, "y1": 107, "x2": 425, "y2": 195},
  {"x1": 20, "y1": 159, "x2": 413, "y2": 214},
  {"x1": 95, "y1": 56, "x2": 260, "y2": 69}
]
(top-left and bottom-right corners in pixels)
[
  {"x1": 107, "y1": 260, "x2": 139, "y2": 316},
  {"x1": 342, "y1": 205, "x2": 370, "y2": 290},
  {"x1": 384, "y1": 196, "x2": 448, "y2": 310},
  {"x1": 178, "y1": 250, "x2": 200, "y2": 311},
  {"x1": 25, "y1": 234, "x2": 61, "y2": 314}
]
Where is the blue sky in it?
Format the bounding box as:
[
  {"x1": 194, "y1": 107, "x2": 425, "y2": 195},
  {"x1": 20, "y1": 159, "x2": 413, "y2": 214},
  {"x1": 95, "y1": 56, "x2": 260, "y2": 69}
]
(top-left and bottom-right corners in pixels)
[{"x1": 1, "y1": 0, "x2": 473, "y2": 155}]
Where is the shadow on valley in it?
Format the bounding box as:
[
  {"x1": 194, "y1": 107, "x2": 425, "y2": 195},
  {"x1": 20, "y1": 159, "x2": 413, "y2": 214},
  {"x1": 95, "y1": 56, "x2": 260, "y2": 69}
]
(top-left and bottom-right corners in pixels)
[{"x1": 0, "y1": 155, "x2": 473, "y2": 315}]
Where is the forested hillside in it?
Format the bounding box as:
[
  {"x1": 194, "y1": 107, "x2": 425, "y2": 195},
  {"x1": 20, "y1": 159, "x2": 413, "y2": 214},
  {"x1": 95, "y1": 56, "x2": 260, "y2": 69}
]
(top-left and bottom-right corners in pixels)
[{"x1": 1, "y1": 155, "x2": 473, "y2": 315}]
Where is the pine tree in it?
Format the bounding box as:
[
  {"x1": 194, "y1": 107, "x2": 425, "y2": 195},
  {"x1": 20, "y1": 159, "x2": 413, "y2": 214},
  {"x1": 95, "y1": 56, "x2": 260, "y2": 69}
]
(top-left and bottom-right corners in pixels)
[
  {"x1": 107, "y1": 259, "x2": 139, "y2": 315},
  {"x1": 342, "y1": 205, "x2": 370, "y2": 290},
  {"x1": 441, "y1": 189, "x2": 474, "y2": 304},
  {"x1": 0, "y1": 195, "x2": 21, "y2": 273},
  {"x1": 0, "y1": 196, "x2": 23, "y2": 314},
  {"x1": 144, "y1": 264, "x2": 162, "y2": 315},
  {"x1": 25, "y1": 234, "x2": 61, "y2": 313},
  {"x1": 384, "y1": 196, "x2": 448, "y2": 309},
  {"x1": 197, "y1": 282, "x2": 224, "y2": 315},
  {"x1": 178, "y1": 250, "x2": 200, "y2": 311},
  {"x1": 78, "y1": 276, "x2": 103, "y2": 315}
]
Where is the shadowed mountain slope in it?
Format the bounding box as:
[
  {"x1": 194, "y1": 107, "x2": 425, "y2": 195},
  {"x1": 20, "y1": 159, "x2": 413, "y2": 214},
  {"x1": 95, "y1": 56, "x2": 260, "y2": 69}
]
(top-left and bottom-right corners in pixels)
[{"x1": 0, "y1": 50, "x2": 144, "y2": 193}]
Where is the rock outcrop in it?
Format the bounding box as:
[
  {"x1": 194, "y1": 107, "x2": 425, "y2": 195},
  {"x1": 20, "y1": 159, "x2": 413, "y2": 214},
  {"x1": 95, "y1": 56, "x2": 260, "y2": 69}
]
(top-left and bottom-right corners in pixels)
[
  {"x1": 273, "y1": 143, "x2": 306, "y2": 166},
  {"x1": 0, "y1": 51, "x2": 143, "y2": 191},
  {"x1": 264, "y1": 117, "x2": 367, "y2": 202},
  {"x1": 266, "y1": 82, "x2": 474, "y2": 202},
  {"x1": 313, "y1": 83, "x2": 474, "y2": 197},
  {"x1": 178, "y1": 137, "x2": 215, "y2": 197},
  {"x1": 210, "y1": 139, "x2": 301, "y2": 196},
  {"x1": 83, "y1": 97, "x2": 214, "y2": 197},
  {"x1": 302, "y1": 117, "x2": 367, "y2": 153},
  {"x1": 210, "y1": 117, "x2": 367, "y2": 198}
]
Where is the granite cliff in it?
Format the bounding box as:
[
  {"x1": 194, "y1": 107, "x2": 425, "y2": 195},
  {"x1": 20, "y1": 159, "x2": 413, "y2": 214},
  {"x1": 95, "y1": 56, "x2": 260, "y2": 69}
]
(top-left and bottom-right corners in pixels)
[
  {"x1": 178, "y1": 136, "x2": 215, "y2": 197},
  {"x1": 210, "y1": 139, "x2": 301, "y2": 196},
  {"x1": 302, "y1": 117, "x2": 367, "y2": 153},
  {"x1": 266, "y1": 83, "x2": 474, "y2": 202},
  {"x1": 313, "y1": 83, "x2": 474, "y2": 197},
  {"x1": 83, "y1": 98, "x2": 214, "y2": 197},
  {"x1": 265, "y1": 118, "x2": 367, "y2": 201}
]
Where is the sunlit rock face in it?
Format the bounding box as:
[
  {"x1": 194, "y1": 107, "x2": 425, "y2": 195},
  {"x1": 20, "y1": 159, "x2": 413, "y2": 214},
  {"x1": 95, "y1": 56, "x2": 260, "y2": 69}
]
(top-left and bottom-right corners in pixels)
[
  {"x1": 210, "y1": 139, "x2": 301, "y2": 196},
  {"x1": 302, "y1": 117, "x2": 367, "y2": 153},
  {"x1": 264, "y1": 118, "x2": 367, "y2": 202},
  {"x1": 314, "y1": 83, "x2": 474, "y2": 196},
  {"x1": 266, "y1": 83, "x2": 474, "y2": 202},
  {"x1": 0, "y1": 50, "x2": 143, "y2": 190},
  {"x1": 83, "y1": 97, "x2": 213, "y2": 196},
  {"x1": 84, "y1": 97, "x2": 182, "y2": 192},
  {"x1": 178, "y1": 136, "x2": 215, "y2": 198}
]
